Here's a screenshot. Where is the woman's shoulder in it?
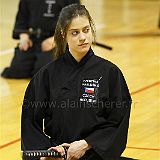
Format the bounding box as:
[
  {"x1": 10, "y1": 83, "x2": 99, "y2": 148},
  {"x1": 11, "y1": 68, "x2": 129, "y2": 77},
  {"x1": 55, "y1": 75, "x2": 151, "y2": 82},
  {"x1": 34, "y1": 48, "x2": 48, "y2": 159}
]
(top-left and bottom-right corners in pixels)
[
  {"x1": 32, "y1": 56, "x2": 64, "y2": 80},
  {"x1": 94, "y1": 54, "x2": 120, "y2": 72}
]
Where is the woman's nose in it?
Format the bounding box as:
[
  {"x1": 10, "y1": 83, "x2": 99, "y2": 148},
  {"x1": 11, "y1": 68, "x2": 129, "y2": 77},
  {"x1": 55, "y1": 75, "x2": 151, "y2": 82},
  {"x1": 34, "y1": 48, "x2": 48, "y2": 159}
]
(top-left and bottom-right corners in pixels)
[{"x1": 79, "y1": 32, "x2": 86, "y2": 41}]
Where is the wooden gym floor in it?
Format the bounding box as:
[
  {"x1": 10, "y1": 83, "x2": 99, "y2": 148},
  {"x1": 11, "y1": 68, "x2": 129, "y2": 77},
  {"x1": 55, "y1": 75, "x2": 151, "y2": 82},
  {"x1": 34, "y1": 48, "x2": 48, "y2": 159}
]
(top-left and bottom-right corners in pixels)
[{"x1": 0, "y1": 0, "x2": 160, "y2": 159}]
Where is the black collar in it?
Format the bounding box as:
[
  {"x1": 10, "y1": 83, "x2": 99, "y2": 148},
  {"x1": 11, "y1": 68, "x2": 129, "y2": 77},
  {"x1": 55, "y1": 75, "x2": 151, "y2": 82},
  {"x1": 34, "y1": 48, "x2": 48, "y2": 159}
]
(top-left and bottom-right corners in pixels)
[{"x1": 64, "y1": 48, "x2": 94, "y2": 68}]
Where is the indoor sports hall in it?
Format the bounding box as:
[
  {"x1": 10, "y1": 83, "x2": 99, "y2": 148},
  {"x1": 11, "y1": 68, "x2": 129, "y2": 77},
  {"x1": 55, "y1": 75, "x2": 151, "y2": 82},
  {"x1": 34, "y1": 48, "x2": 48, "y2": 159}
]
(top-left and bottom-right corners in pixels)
[{"x1": 0, "y1": 0, "x2": 159, "y2": 159}]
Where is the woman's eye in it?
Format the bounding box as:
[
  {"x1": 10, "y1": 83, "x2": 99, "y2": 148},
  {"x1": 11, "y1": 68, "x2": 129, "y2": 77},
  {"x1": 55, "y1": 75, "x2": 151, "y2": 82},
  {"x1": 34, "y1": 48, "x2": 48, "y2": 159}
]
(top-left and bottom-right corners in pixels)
[
  {"x1": 72, "y1": 31, "x2": 78, "y2": 36},
  {"x1": 83, "y1": 28, "x2": 90, "y2": 33}
]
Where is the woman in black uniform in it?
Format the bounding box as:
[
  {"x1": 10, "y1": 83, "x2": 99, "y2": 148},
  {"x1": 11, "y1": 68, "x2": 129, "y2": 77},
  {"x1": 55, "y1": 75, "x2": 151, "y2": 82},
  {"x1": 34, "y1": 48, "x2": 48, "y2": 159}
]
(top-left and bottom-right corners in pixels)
[
  {"x1": 21, "y1": 4, "x2": 132, "y2": 160},
  {"x1": 1, "y1": 0, "x2": 80, "y2": 78}
]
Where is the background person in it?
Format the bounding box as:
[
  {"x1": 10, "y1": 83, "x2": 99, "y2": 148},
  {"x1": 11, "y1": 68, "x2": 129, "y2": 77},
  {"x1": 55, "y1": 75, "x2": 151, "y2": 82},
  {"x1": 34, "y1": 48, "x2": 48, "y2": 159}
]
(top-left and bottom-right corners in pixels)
[{"x1": 1, "y1": 0, "x2": 80, "y2": 78}]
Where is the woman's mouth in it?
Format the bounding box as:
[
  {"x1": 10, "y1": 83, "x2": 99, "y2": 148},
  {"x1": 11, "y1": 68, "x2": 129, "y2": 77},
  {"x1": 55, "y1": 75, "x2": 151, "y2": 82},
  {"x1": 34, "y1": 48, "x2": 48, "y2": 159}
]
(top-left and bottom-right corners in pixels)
[{"x1": 78, "y1": 43, "x2": 88, "y2": 46}]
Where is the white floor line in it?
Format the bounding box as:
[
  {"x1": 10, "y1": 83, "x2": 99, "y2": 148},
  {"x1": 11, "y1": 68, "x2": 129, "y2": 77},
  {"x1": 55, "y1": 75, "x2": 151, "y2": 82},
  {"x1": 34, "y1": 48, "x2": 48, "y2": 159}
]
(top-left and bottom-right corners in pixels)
[{"x1": 0, "y1": 48, "x2": 14, "y2": 55}]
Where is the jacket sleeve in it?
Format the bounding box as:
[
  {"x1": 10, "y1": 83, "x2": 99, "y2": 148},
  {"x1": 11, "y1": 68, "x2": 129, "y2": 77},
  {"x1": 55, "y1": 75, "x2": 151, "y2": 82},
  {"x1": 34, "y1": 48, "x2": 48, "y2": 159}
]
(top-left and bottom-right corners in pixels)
[
  {"x1": 12, "y1": 0, "x2": 29, "y2": 39},
  {"x1": 85, "y1": 66, "x2": 132, "y2": 159},
  {"x1": 21, "y1": 71, "x2": 52, "y2": 160}
]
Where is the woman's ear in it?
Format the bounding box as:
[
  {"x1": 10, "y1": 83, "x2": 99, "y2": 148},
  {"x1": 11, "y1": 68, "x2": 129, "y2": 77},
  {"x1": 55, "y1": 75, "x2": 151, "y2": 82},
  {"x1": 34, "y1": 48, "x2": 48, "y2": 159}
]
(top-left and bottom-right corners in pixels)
[{"x1": 61, "y1": 30, "x2": 65, "y2": 39}]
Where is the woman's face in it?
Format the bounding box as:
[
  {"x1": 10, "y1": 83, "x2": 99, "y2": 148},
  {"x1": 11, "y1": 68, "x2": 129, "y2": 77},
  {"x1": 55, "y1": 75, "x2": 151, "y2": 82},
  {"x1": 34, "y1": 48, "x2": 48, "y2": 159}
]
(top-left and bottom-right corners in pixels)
[{"x1": 66, "y1": 16, "x2": 93, "y2": 56}]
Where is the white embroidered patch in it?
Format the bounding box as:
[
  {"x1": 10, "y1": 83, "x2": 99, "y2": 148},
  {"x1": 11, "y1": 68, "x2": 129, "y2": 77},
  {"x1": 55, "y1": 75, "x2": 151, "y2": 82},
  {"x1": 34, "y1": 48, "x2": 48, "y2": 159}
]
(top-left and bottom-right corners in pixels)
[{"x1": 80, "y1": 77, "x2": 102, "y2": 103}]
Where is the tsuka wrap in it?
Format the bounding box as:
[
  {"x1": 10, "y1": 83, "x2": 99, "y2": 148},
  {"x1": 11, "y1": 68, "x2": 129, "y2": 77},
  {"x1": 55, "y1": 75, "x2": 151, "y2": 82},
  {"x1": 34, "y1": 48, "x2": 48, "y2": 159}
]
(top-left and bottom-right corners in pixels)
[{"x1": 22, "y1": 150, "x2": 62, "y2": 158}]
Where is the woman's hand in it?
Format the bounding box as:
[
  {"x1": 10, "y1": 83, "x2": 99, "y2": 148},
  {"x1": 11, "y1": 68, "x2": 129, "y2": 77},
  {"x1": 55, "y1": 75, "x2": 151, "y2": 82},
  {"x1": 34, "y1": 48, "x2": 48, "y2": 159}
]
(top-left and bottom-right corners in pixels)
[
  {"x1": 40, "y1": 143, "x2": 70, "y2": 160},
  {"x1": 67, "y1": 140, "x2": 91, "y2": 160},
  {"x1": 40, "y1": 140, "x2": 91, "y2": 160}
]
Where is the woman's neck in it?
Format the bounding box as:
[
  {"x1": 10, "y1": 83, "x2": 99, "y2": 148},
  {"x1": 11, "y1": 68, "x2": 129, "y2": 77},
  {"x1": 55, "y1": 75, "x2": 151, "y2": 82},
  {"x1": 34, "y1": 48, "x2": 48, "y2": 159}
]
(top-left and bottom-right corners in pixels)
[{"x1": 69, "y1": 50, "x2": 87, "y2": 62}]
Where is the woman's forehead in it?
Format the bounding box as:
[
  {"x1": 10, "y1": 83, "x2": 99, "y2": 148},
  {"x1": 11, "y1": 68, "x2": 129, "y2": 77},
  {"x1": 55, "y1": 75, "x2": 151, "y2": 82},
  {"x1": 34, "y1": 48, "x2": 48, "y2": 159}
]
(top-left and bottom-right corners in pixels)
[{"x1": 68, "y1": 16, "x2": 90, "y2": 30}]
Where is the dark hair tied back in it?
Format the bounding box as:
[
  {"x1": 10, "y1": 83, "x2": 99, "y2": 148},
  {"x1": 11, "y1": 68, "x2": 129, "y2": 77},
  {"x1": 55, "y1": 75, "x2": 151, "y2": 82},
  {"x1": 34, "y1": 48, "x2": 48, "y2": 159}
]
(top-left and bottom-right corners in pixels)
[{"x1": 54, "y1": 4, "x2": 96, "y2": 58}]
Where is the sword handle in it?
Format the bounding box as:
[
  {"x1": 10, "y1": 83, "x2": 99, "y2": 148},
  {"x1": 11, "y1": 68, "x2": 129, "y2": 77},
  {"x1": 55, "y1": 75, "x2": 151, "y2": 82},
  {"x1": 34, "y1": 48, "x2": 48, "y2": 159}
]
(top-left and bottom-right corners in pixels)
[{"x1": 22, "y1": 150, "x2": 62, "y2": 158}]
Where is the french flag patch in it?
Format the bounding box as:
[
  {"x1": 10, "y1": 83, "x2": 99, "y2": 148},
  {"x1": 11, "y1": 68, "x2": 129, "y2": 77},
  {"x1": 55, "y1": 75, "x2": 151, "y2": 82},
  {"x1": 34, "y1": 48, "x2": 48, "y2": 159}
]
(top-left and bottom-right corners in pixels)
[{"x1": 84, "y1": 87, "x2": 95, "y2": 94}]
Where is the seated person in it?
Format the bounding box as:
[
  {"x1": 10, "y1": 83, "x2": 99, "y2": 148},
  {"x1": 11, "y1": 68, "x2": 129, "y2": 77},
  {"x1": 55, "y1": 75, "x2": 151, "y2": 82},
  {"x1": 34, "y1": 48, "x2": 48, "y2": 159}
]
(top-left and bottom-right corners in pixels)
[{"x1": 1, "y1": 0, "x2": 80, "y2": 78}]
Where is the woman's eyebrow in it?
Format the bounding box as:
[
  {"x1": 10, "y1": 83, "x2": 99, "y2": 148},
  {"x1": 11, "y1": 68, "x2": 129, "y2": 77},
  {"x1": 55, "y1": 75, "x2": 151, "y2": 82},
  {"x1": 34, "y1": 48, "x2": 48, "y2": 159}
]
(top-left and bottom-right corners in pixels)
[
  {"x1": 69, "y1": 29, "x2": 79, "y2": 31},
  {"x1": 69, "y1": 25, "x2": 90, "y2": 31},
  {"x1": 83, "y1": 25, "x2": 90, "y2": 29}
]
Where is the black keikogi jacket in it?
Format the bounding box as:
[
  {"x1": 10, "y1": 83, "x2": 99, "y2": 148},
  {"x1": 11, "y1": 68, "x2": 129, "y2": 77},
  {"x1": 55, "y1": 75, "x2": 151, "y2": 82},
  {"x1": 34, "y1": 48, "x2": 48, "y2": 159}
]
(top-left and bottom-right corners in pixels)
[
  {"x1": 13, "y1": 0, "x2": 80, "y2": 40},
  {"x1": 21, "y1": 48, "x2": 132, "y2": 160}
]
